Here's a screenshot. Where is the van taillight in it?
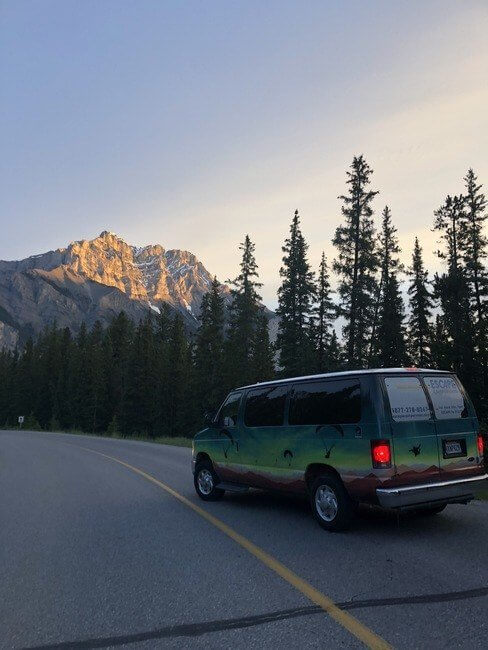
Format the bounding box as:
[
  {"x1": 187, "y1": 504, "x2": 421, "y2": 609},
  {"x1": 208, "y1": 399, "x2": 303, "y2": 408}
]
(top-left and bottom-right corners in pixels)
[
  {"x1": 477, "y1": 434, "x2": 484, "y2": 457},
  {"x1": 371, "y1": 440, "x2": 391, "y2": 468}
]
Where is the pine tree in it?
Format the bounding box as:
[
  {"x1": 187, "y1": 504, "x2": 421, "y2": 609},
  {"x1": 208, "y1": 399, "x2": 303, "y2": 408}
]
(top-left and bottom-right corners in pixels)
[
  {"x1": 154, "y1": 303, "x2": 172, "y2": 433},
  {"x1": 462, "y1": 169, "x2": 487, "y2": 314},
  {"x1": 126, "y1": 314, "x2": 158, "y2": 436},
  {"x1": 83, "y1": 320, "x2": 110, "y2": 433},
  {"x1": 35, "y1": 324, "x2": 65, "y2": 428},
  {"x1": 327, "y1": 330, "x2": 343, "y2": 371},
  {"x1": 276, "y1": 210, "x2": 316, "y2": 376},
  {"x1": 225, "y1": 235, "x2": 262, "y2": 387},
  {"x1": 371, "y1": 206, "x2": 407, "y2": 366},
  {"x1": 251, "y1": 309, "x2": 275, "y2": 382},
  {"x1": 315, "y1": 252, "x2": 335, "y2": 372},
  {"x1": 14, "y1": 337, "x2": 36, "y2": 424},
  {"x1": 407, "y1": 237, "x2": 433, "y2": 367},
  {"x1": 333, "y1": 156, "x2": 379, "y2": 368},
  {"x1": 106, "y1": 312, "x2": 133, "y2": 435},
  {"x1": 55, "y1": 328, "x2": 74, "y2": 429},
  {"x1": 0, "y1": 347, "x2": 13, "y2": 425},
  {"x1": 193, "y1": 277, "x2": 226, "y2": 416},
  {"x1": 430, "y1": 315, "x2": 453, "y2": 371},
  {"x1": 70, "y1": 322, "x2": 92, "y2": 431},
  {"x1": 6, "y1": 349, "x2": 20, "y2": 427},
  {"x1": 433, "y1": 194, "x2": 476, "y2": 390},
  {"x1": 461, "y1": 169, "x2": 488, "y2": 399},
  {"x1": 433, "y1": 194, "x2": 465, "y2": 273},
  {"x1": 165, "y1": 314, "x2": 192, "y2": 436}
]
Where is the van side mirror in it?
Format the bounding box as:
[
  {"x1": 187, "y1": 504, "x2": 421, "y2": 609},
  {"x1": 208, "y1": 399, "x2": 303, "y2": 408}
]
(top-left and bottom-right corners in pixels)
[{"x1": 204, "y1": 411, "x2": 215, "y2": 427}]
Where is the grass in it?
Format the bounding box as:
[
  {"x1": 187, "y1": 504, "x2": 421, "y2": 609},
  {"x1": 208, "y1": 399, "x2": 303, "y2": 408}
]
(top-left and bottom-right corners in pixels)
[{"x1": 1, "y1": 427, "x2": 193, "y2": 448}]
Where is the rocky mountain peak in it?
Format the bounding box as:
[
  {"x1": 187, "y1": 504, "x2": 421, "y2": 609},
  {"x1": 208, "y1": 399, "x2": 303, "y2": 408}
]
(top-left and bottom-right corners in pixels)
[
  {"x1": 63, "y1": 231, "x2": 228, "y2": 314},
  {"x1": 0, "y1": 231, "x2": 232, "y2": 350}
]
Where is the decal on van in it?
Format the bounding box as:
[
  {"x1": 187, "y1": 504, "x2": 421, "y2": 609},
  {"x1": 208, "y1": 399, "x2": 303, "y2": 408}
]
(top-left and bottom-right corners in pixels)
[
  {"x1": 195, "y1": 370, "x2": 483, "y2": 511},
  {"x1": 324, "y1": 443, "x2": 335, "y2": 459},
  {"x1": 423, "y1": 376, "x2": 467, "y2": 419},
  {"x1": 384, "y1": 377, "x2": 431, "y2": 422},
  {"x1": 409, "y1": 444, "x2": 421, "y2": 457}
]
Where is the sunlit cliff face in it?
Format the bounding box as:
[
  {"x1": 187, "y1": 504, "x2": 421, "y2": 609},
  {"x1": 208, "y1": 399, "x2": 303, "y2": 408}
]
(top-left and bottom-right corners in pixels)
[
  {"x1": 0, "y1": 231, "x2": 234, "y2": 350},
  {"x1": 40, "y1": 231, "x2": 230, "y2": 316}
]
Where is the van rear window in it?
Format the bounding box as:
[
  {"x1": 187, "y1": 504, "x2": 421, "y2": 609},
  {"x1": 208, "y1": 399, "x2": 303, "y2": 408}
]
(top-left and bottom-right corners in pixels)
[
  {"x1": 384, "y1": 377, "x2": 431, "y2": 422},
  {"x1": 423, "y1": 376, "x2": 467, "y2": 419}
]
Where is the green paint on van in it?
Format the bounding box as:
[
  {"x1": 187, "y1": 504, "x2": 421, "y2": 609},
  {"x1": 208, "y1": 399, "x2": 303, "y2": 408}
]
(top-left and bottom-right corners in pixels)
[{"x1": 192, "y1": 368, "x2": 487, "y2": 510}]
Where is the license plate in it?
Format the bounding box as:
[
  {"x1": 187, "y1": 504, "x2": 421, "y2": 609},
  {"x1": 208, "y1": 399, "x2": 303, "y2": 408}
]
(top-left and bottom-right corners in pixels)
[{"x1": 443, "y1": 439, "x2": 464, "y2": 458}]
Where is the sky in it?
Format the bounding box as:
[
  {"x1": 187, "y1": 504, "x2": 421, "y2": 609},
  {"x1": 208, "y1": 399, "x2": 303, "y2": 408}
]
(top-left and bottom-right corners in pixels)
[{"x1": 1, "y1": 0, "x2": 487, "y2": 308}]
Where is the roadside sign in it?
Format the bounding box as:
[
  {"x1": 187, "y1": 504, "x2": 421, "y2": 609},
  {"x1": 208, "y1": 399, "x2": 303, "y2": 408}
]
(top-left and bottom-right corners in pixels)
[{"x1": 18, "y1": 416, "x2": 24, "y2": 427}]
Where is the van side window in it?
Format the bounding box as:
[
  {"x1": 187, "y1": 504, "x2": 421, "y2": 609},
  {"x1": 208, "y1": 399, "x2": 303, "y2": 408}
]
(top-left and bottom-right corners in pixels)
[
  {"x1": 244, "y1": 386, "x2": 288, "y2": 427},
  {"x1": 384, "y1": 377, "x2": 431, "y2": 422},
  {"x1": 217, "y1": 392, "x2": 241, "y2": 427},
  {"x1": 289, "y1": 379, "x2": 361, "y2": 425},
  {"x1": 423, "y1": 376, "x2": 467, "y2": 419}
]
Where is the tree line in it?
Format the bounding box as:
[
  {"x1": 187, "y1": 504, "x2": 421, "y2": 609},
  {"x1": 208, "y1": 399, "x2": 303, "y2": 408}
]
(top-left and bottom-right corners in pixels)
[{"x1": 0, "y1": 156, "x2": 486, "y2": 435}]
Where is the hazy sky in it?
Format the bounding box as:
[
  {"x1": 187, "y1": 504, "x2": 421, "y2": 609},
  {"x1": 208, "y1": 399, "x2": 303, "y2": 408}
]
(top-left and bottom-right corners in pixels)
[{"x1": 1, "y1": 0, "x2": 487, "y2": 308}]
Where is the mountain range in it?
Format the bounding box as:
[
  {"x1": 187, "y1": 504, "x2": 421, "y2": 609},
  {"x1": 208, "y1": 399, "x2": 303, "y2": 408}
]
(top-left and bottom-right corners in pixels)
[{"x1": 0, "y1": 231, "x2": 236, "y2": 350}]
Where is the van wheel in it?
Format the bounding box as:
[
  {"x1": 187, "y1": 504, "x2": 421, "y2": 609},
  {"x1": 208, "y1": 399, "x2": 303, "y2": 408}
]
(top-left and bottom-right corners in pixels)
[
  {"x1": 194, "y1": 461, "x2": 224, "y2": 501},
  {"x1": 310, "y1": 475, "x2": 354, "y2": 531}
]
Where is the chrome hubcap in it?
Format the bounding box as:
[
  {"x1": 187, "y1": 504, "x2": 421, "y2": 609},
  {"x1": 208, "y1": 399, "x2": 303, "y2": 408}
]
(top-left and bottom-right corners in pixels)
[
  {"x1": 197, "y1": 469, "x2": 214, "y2": 496},
  {"x1": 315, "y1": 485, "x2": 339, "y2": 522}
]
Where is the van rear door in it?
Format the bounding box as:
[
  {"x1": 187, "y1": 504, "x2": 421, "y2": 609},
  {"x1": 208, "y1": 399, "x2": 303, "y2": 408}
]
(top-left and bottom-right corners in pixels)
[
  {"x1": 422, "y1": 374, "x2": 480, "y2": 478},
  {"x1": 383, "y1": 375, "x2": 440, "y2": 484}
]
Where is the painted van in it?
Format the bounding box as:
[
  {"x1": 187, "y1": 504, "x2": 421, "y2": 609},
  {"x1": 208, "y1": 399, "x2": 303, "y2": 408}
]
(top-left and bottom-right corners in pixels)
[{"x1": 191, "y1": 368, "x2": 487, "y2": 530}]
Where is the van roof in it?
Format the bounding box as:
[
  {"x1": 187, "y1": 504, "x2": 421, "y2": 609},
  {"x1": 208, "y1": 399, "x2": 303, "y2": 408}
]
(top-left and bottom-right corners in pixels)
[{"x1": 237, "y1": 367, "x2": 447, "y2": 391}]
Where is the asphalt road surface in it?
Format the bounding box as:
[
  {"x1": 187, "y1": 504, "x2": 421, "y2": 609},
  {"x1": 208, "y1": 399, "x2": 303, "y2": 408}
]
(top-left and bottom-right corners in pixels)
[{"x1": 1, "y1": 430, "x2": 487, "y2": 650}]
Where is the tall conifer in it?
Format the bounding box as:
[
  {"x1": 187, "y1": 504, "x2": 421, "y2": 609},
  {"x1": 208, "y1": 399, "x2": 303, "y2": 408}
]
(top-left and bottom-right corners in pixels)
[
  {"x1": 461, "y1": 169, "x2": 487, "y2": 397},
  {"x1": 433, "y1": 194, "x2": 476, "y2": 388},
  {"x1": 194, "y1": 277, "x2": 226, "y2": 415},
  {"x1": 107, "y1": 312, "x2": 134, "y2": 435},
  {"x1": 371, "y1": 206, "x2": 407, "y2": 366},
  {"x1": 251, "y1": 309, "x2": 275, "y2": 382},
  {"x1": 225, "y1": 235, "x2": 262, "y2": 387},
  {"x1": 333, "y1": 156, "x2": 379, "y2": 368},
  {"x1": 165, "y1": 314, "x2": 192, "y2": 436},
  {"x1": 126, "y1": 314, "x2": 158, "y2": 436},
  {"x1": 315, "y1": 252, "x2": 335, "y2": 372},
  {"x1": 276, "y1": 210, "x2": 316, "y2": 377},
  {"x1": 407, "y1": 237, "x2": 433, "y2": 366}
]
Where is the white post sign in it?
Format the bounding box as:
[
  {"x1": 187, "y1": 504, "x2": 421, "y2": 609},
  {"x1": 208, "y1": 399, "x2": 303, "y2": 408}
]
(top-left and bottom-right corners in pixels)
[{"x1": 18, "y1": 416, "x2": 24, "y2": 427}]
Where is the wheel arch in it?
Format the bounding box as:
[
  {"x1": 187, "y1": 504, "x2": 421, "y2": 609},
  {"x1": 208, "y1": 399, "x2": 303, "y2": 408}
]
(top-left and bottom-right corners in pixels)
[
  {"x1": 305, "y1": 463, "x2": 344, "y2": 493},
  {"x1": 195, "y1": 452, "x2": 213, "y2": 467}
]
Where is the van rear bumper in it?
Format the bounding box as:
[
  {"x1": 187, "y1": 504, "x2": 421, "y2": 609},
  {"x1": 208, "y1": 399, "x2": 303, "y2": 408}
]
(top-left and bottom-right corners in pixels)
[{"x1": 376, "y1": 473, "x2": 488, "y2": 509}]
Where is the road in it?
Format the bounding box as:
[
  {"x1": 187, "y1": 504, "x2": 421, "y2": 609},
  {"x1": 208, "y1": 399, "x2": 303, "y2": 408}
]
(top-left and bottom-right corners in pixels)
[{"x1": 1, "y1": 430, "x2": 487, "y2": 649}]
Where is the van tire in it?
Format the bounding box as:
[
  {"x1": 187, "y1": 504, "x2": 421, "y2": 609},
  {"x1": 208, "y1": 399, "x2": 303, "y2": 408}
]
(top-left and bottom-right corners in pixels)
[
  {"x1": 310, "y1": 474, "x2": 355, "y2": 531},
  {"x1": 194, "y1": 460, "x2": 225, "y2": 501}
]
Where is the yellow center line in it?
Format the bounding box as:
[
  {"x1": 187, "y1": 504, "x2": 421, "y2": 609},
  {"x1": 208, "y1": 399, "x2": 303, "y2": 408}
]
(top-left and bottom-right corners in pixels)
[{"x1": 82, "y1": 446, "x2": 392, "y2": 650}]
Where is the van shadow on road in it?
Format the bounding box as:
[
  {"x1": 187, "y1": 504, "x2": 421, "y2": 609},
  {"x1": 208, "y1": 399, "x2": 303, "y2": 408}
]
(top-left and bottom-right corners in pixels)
[{"x1": 221, "y1": 487, "x2": 483, "y2": 537}]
